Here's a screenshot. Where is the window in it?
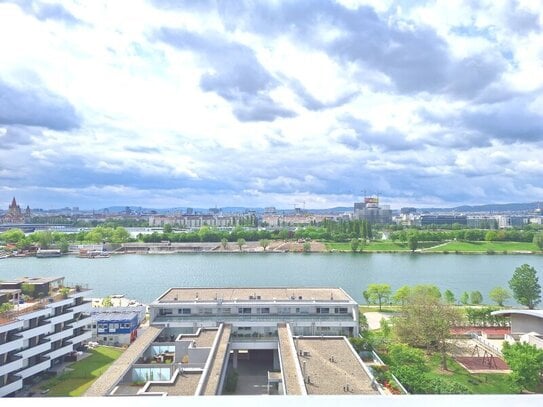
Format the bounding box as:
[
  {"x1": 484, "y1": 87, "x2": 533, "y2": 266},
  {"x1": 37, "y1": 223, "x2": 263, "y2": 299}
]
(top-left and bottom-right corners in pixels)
[
  {"x1": 238, "y1": 308, "x2": 252, "y2": 314},
  {"x1": 238, "y1": 327, "x2": 251, "y2": 331},
  {"x1": 218, "y1": 308, "x2": 231, "y2": 314},
  {"x1": 335, "y1": 307, "x2": 348, "y2": 314},
  {"x1": 160, "y1": 308, "x2": 173, "y2": 316},
  {"x1": 178, "y1": 308, "x2": 191, "y2": 314},
  {"x1": 316, "y1": 307, "x2": 330, "y2": 314}
]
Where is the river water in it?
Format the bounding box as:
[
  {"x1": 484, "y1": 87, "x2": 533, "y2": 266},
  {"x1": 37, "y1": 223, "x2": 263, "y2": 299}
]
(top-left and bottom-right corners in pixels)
[{"x1": 1, "y1": 253, "x2": 542, "y2": 305}]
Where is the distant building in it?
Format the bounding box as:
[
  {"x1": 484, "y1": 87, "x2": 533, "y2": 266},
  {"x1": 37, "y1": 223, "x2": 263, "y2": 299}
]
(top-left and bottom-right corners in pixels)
[
  {"x1": 353, "y1": 197, "x2": 392, "y2": 224},
  {"x1": 400, "y1": 207, "x2": 416, "y2": 215},
  {"x1": 149, "y1": 214, "x2": 256, "y2": 229},
  {"x1": 496, "y1": 215, "x2": 528, "y2": 228},
  {"x1": 89, "y1": 309, "x2": 143, "y2": 345},
  {"x1": 419, "y1": 214, "x2": 467, "y2": 226},
  {"x1": 2, "y1": 197, "x2": 26, "y2": 223}
]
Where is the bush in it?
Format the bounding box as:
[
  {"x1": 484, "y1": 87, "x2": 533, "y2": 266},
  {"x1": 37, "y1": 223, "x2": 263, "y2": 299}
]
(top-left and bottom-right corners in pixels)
[{"x1": 224, "y1": 370, "x2": 238, "y2": 393}]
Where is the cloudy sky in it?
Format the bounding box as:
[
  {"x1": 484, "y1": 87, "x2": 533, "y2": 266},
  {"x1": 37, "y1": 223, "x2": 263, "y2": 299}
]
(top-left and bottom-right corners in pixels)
[{"x1": 0, "y1": 0, "x2": 542, "y2": 210}]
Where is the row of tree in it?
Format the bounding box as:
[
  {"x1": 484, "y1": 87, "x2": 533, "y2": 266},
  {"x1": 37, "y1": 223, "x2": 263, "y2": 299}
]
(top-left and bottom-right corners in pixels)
[
  {"x1": 391, "y1": 228, "x2": 541, "y2": 244},
  {"x1": 363, "y1": 264, "x2": 541, "y2": 310}
]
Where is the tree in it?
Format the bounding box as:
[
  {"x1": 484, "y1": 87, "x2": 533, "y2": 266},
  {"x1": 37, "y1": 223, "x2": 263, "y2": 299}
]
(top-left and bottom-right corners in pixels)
[
  {"x1": 237, "y1": 238, "x2": 246, "y2": 251},
  {"x1": 407, "y1": 233, "x2": 418, "y2": 252},
  {"x1": 350, "y1": 238, "x2": 359, "y2": 252},
  {"x1": 470, "y1": 291, "x2": 483, "y2": 305},
  {"x1": 59, "y1": 239, "x2": 69, "y2": 254},
  {"x1": 221, "y1": 238, "x2": 228, "y2": 250},
  {"x1": 509, "y1": 264, "x2": 541, "y2": 309},
  {"x1": 259, "y1": 239, "x2": 270, "y2": 251},
  {"x1": 302, "y1": 241, "x2": 311, "y2": 252},
  {"x1": 444, "y1": 289, "x2": 456, "y2": 305},
  {"x1": 489, "y1": 287, "x2": 511, "y2": 307},
  {"x1": 366, "y1": 284, "x2": 392, "y2": 311},
  {"x1": 394, "y1": 291, "x2": 463, "y2": 370},
  {"x1": 533, "y1": 233, "x2": 543, "y2": 251},
  {"x1": 460, "y1": 291, "x2": 470, "y2": 305},
  {"x1": 412, "y1": 284, "x2": 441, "y2": 300},
  {"x1": 502, "y1": 341, "x2": 543, "y2": 391},
  {"x1": 392, "y1": 286, "x2": 411, "y2": 306},
  {"x1": 163, "y1": 224, "x2": 173, "y2": 234},
  {"x1": 101, "y1": 296, "x2": 113, "y2": 307},
  {"x1": 0, "y1": 228, "x2": 25, "y2": 243},
  {"x1": 37, "y1": 231, "x2": 53, "y2": 249}
]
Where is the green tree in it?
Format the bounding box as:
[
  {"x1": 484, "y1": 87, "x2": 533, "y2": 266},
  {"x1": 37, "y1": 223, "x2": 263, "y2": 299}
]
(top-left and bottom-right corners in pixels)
[
  {"x1": 350, "y1": 238, "x2": 359, "y2": 252},
  {"x1": 502, "y1": 341, "x2": 543, "y2": 391},
  {"x1": 112, "y1": 227, "x2": 130, "y2": 243},
  {"x1": 470, "y1": 291, "x2": 483, "y2": 305},
  {"x1": 533, "y1": 233, "x2": 543, "y2": 250},
  {"x1": 444, "y1": 289, "x2": 456, "y2": 305},
  {"x1": 237, "y1": 238, "x2": 246, "y2": 251},
  {"x1": 407, "y1": 233, "x2": 418, "y2": 252},
  {"x1": 259, "y1": 239, "x2": 270, "y2": 251},
  {"x1": 489, "y1": 287, "x2": 511, "y2": 307},
  {"x1": 392, "y1": 285, "x2": 411, "y2": 306},
  {"x1": 21, "y1": 283, "x2": 36, "y2": 298},
  {"x1": 101, "y1": 296, "x2": 113, "y2": 307},
  {"x1": 412, "y1": 284, "x2": 441, "y2": 299},
  {"x1": 221, "y1": 238, "x2": 228, "y2": 250},
  {"x1": 460, "y1": 291, "x2": 470, "y2": 305},
  {"x1": 509, "y1": 264, "x2": 541, "y2": 309},
  {"x1": 0, "y1": 302, "x2": 14, "y2": 314},
  {"x1": 393, "y1": 290, "x2": 463, "y2": 370},
  {"x1": 59, "y1": 238, "x2": 69, "y2": 254},
  {"x1": 366, "y1": 283, "x2": 392, "y2": 311},
  {"x1": 37, "y1": 231, "x2": 53, "y2": 249},
  {"x1": 0, "y1": 228, "x2": 25, "y2": 243},
  {"x1": 163, "y1": 223, "x2": 173, "y2": 234},
  {"x1": 302, "y1": 241, "x2": 311, "y2": 252}
]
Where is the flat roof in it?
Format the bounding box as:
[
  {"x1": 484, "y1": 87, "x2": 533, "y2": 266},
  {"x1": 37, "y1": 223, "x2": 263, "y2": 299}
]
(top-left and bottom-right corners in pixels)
[
  {"x1": 84, "y1": 326, "x2": 163, "y2": 397},
  {"x1": 1, "y1": 276, "x2": 65, "y2": 285},
  {"x1": 278, "y1": 323, "x2": 306, "y2": 395},
  {"x1": 157, "y1": 287, "x2": 352, "y2": 303},
  {"x1": 294, "y1": 337, "x2": 379, "y2": 395},
  {"x1": 178, "y1": 328, "x2": 219, "y2": 348},
  {"x1": 202, "y1": 324, "x2": 232, "y2": 395},
  {"x1": 91, "y1": 311, "x2": 140, "y2": 321},
  {"x1": 146, "y1": 372, "x2": 202, "y2": 396}
]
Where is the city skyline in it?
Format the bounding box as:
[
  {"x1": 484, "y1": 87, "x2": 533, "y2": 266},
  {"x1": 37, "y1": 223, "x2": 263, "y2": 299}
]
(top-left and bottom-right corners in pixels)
[{"x1": 1, "y1": 1, "x2": 542, "y2": 209}]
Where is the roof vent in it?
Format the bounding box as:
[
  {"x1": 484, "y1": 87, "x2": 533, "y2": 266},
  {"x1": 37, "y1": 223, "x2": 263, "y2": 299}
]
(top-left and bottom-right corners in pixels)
[{"x1": 298, "y1": 296, "x2": 302, "y2": 300}]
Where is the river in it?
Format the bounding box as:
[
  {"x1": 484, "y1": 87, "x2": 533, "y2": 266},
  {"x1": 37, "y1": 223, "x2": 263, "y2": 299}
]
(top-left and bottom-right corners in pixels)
[{"x1": 1, "y1": 253, "x2": 542, "y2": 305}]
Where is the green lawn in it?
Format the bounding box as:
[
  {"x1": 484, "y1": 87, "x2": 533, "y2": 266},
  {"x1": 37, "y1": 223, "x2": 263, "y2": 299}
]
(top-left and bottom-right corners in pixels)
[
  {"x1": 426, "y1": 354, "x2": 513, "y2": 394},
  {"x1": 42, "y1": 346, "x2": 123, "y2": 396},
  {"x1": 426, "y1": 241, "x2": 540, "y2": 253}
]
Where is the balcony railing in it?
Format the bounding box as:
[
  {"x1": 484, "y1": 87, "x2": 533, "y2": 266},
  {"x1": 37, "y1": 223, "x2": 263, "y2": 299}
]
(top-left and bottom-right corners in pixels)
[{"x1": 153, "y1": 314, "x2": 355, "y2": 323}]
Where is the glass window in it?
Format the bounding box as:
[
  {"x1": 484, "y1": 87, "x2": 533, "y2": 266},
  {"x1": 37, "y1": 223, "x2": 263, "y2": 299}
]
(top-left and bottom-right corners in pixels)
[
  {"x1": 259, "y1": 308, "x2": 270, "y2": 314},
  {"x1": 316, "y1": 307, "x2": 330, "y2": 314}
]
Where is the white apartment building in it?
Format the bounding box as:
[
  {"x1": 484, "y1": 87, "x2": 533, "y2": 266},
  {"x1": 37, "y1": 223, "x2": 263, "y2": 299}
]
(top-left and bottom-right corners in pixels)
[
  {"x1": 149, "y1": 287, "x2": 360, "y2": 338},
  {"x1": 0, "y1": 277, "x2": 93, "y2": 397}
]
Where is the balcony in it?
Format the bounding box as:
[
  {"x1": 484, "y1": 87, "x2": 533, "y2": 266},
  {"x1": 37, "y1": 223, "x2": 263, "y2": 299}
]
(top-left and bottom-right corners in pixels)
[
  {"x1": 0, "y1": 336, "x2": 24, "y2": 354},
  {"x1": 45, "y1": 342, "x2": 73, "y2": 360},
  {"x1": 47, "y1": 310, "x2": 74, "y2": 325},
  {"x1": 15, "y1": 339, "x2": 51, "y2": 360},
  {"x1": 46, "y1": 326, "x2": 74, "y2": 343},
  {"x1": 0, "y1": 356, "x2": 23, "y2": 376},
  {"x1": 0, "y1": 376, "x2": 23, "y2": 397},
  {"x1": 153, "y1": 313, "x2": 356, "y2": 324},
  {"x1": 18, "y1": 358, "x2": 51, "y2": 379},
  {"x1": 70, "y1": 301, "x2": 91, "y2": 315},
  {"x1": 20, "y1": 321, "x2": 52, "y2": 339},
  {"x1": 70, "y1": 329, "x2": 92, "y2": 345},
  {"x1": 71, "y1": 315, "x2": 92, "y2": 330}
]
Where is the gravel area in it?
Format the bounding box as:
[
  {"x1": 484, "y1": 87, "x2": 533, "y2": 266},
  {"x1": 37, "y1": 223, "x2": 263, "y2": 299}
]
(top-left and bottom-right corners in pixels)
[
  {"x1": 146, "y1": 372, "x2": 202, "y2": 395},
  {"x1": 295, "y1": 337, "x2": 379, "y2": 395}
]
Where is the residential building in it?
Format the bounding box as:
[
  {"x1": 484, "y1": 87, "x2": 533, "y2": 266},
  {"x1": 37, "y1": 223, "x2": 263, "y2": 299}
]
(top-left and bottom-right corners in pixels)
[
  {"x1": 419, "y1": 214, "x2": 467, "y2": 226},
  {"x1": 84, "y1": 287, "x2": 384, "y2": 397},
  {"x1": 0, "y1": 277, "x2": 92, "y2": 397}
]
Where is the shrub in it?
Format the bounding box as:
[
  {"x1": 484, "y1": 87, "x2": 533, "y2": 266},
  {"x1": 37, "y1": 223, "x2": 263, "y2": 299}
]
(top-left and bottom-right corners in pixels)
[{"x1": 224, "y1": 370, "x2": 239, "y2": 393}]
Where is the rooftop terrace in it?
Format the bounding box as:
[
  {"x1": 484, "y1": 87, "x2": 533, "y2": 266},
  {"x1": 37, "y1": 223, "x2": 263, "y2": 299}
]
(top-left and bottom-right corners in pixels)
[
  {"x1": 157, "y1": 287, "x2": 352, "y2": 303},
  {"x1": 294, "y1": 337, "x2": 379, "y2": 395}
]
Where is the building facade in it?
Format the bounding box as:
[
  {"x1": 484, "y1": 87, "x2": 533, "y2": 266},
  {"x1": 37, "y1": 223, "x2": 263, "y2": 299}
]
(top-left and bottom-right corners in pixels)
[
  {"x1": 0, "y1": 277, "x2": 92, "y2": 397},
  {"x1": 149, "y1": 287, "x2": 359, "y2": 337}
]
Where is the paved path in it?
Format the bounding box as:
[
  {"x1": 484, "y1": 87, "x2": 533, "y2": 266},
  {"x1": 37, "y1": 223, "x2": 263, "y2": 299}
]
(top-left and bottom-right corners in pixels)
[{"x1": 364, "y1": 312, "x2": 394, "y2": 330}]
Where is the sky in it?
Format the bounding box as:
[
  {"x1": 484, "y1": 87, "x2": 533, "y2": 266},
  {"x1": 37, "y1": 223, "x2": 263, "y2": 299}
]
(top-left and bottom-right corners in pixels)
[{"x1": 0, "y1": 0, "x2": 542, "y2": 210}]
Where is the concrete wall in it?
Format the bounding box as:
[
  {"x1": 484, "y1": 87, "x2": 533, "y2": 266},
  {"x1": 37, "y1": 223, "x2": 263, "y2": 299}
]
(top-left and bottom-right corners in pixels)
[{"x1": 511, "y1": 314, "x2": 543, "y2": 334}]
